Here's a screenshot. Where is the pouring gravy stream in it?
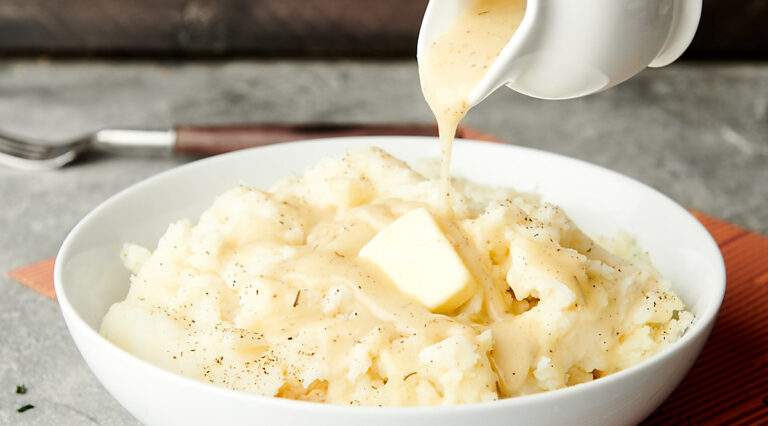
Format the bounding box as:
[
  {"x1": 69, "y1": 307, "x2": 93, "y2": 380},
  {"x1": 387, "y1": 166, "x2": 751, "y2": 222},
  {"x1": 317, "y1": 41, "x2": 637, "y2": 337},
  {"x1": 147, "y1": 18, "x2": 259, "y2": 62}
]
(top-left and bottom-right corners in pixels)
[{"x1": 419, "y1": 0, "x2": 526, "y2": 214}]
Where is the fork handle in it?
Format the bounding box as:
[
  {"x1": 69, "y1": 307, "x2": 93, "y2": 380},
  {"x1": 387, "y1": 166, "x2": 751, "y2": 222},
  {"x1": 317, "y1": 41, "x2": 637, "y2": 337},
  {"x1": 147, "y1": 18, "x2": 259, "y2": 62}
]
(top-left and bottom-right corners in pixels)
[
  {"x1": 173, "y1": 124, "x2": 441, "y2": 156},
  {"x1": 94, "y1": 124, "x2": 495, "y2": 158}
]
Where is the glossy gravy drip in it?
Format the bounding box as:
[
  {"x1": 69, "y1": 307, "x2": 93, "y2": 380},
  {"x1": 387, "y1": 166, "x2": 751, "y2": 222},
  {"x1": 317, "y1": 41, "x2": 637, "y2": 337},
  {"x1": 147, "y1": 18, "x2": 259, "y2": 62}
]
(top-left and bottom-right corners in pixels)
[{"x1": 419, "y1": 0, "x2": 526, "y2": 213}]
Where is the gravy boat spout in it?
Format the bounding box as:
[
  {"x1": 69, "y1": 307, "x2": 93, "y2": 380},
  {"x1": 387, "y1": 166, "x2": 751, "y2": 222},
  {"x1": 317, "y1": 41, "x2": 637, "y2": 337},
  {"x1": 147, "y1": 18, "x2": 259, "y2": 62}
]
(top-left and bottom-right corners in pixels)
[{"x1": 417, "y1": 0, "x2": 702, "y2": 103}]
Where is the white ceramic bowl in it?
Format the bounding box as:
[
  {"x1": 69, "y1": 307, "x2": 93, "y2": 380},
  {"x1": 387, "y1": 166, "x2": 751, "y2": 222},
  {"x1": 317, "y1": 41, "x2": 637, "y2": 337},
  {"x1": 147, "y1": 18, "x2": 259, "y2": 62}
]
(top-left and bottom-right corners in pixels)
[{"x1": 55, "y1": 137, "x2": 725, "y2": 426}]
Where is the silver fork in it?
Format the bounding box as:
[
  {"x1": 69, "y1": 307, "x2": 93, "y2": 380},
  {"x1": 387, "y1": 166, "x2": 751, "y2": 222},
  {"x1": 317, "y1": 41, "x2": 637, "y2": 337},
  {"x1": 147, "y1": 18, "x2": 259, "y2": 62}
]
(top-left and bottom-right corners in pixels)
[
  {"x1": 0, "y1": 129, "x2": 175, "y2": 171},
  {"x1": 0, "y1": 130, "x2": 88, "y2": 170},
  {"x1": 0, "y1": 124, "x2": 444, "y2": 171}
]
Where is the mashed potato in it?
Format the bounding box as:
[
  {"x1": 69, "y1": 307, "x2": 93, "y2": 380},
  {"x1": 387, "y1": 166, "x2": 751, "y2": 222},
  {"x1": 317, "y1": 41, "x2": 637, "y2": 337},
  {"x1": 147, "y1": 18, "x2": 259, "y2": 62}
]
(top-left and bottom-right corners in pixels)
[{"x1": 101, "y1": 147, "x2": 693, "y2": 406}]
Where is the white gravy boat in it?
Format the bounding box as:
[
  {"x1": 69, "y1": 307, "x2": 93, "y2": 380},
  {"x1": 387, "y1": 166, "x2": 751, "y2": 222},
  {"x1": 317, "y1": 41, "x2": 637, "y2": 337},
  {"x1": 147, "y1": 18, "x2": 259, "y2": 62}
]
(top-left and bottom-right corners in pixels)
[{"x1": 417, "y1": 0, "x2": 702, "y2": 102}]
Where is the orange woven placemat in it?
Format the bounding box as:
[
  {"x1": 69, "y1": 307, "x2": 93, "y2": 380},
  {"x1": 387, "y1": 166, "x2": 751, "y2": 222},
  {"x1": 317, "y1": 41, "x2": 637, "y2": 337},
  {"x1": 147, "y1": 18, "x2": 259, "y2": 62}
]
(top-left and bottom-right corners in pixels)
[{"x1": 6, "y1": 129, "x2": 768, "y2": 423}]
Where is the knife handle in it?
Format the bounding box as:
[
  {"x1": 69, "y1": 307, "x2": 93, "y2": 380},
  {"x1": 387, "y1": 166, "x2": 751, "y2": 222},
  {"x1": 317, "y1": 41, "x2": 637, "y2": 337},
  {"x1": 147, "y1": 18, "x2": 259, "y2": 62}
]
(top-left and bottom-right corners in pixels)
[{"x1": 174, "y1": 124, "x2": 447, "y2": 156}]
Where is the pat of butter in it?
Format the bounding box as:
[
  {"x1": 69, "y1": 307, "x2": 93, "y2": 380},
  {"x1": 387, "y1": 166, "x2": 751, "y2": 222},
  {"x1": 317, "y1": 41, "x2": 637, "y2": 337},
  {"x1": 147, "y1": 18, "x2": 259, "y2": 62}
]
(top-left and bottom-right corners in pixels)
[{"x1": 359, "y1": 208, "x2": 476, "y2": 313}]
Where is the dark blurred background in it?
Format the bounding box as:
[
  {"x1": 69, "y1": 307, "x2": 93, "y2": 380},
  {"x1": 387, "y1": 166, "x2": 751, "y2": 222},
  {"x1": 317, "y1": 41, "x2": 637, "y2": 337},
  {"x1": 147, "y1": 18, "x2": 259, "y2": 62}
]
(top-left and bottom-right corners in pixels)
[{"x1": 0, "y1": 0, "x2": 765, "y2": 59}]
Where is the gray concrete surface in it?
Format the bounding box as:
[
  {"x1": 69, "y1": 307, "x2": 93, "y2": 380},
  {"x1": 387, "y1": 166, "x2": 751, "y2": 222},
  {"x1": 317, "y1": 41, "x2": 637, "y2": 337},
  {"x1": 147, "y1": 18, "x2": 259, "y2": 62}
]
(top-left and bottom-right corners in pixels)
[{"x1": 0, "y1": 59, "x2": 766, "y2": 425}]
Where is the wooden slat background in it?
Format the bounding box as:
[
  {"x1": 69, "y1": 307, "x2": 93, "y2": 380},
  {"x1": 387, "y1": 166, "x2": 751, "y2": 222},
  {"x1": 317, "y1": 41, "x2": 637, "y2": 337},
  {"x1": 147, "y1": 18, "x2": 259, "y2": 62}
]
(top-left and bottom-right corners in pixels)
[{"x1": 0, "y1": 0, "x2": 765, "y2": 58}]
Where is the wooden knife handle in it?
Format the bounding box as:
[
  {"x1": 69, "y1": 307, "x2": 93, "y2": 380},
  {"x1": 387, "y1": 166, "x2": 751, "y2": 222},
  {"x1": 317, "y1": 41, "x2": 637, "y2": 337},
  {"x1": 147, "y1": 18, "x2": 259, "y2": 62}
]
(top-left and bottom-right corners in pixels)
[{"x1": 174, "y1": 124, "x2": 452, "y2": 156}]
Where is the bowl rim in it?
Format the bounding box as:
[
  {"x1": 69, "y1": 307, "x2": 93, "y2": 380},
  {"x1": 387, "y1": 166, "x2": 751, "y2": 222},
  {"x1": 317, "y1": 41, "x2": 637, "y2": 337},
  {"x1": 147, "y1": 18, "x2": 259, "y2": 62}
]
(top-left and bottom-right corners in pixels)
[{"x1": 54, "y1": 136, "x2": 726, "y2": 413}]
